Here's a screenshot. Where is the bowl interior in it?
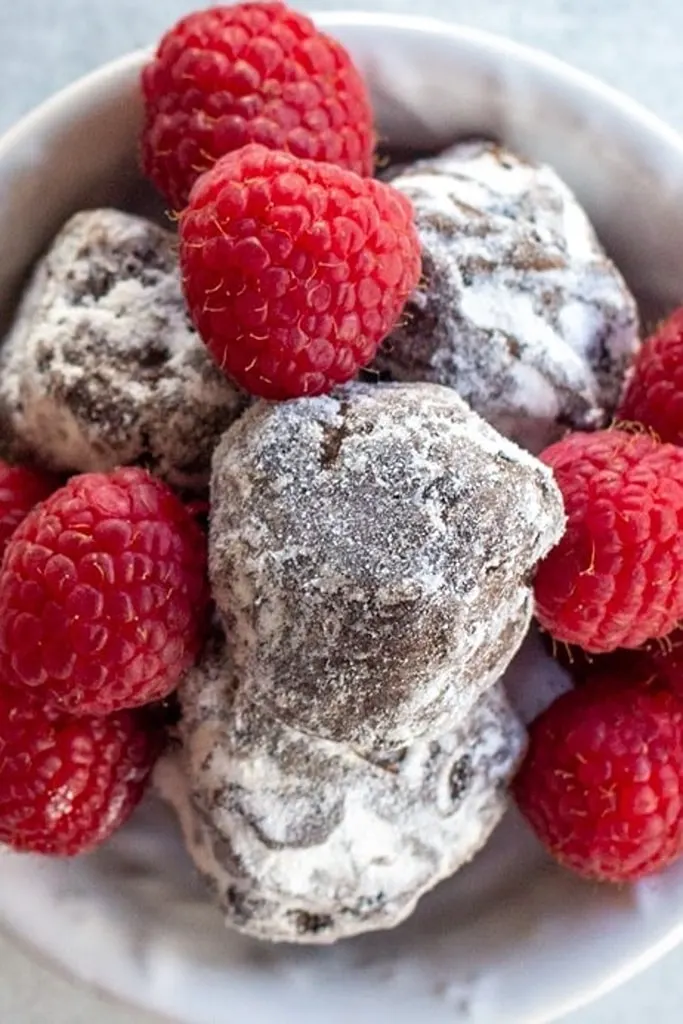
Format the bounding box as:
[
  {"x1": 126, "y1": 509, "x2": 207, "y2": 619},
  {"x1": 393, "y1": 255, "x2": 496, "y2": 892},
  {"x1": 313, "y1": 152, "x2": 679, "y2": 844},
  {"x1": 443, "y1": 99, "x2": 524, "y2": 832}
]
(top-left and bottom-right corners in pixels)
[
  {"x1": 2, "y1": 12, "x2": 683, "y2": 1024},
  {"x1": 2, "y1": 13, "x2": 683, "y2": 330}
]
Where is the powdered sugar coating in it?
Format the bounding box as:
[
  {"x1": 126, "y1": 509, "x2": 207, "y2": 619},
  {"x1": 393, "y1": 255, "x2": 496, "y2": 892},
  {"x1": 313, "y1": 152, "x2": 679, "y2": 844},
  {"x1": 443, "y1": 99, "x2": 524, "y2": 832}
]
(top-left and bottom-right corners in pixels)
[
  {"x1": 210, "y1": 381, "x2": 565, "y2": 749},
  {"x1": 157, "y1": 630, "x2": 526, "y2": 944},
  {"x1": 0, "y1": 209, "x2": 247, "y2": 489},
  {"x1": 375, "y1": 140, "x2": 639, "y2": 453}
]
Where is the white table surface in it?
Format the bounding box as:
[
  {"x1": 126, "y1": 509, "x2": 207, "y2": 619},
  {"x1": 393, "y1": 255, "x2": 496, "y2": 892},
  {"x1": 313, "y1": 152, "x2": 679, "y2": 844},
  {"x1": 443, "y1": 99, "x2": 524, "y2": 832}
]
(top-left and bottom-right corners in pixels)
[{"x1": 1, "y1": 1, "x2": 683, "y2": 1021}]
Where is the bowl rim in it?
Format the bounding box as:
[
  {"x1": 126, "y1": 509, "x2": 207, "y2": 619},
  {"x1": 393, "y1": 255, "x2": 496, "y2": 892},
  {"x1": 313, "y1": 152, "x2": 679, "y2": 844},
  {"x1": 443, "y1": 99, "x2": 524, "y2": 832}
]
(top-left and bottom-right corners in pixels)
[
  {"x1": 2, "y1": 11, "x2": 683, "y2": 166},
  {"x1": 1, "y1": 11, "x2": 683, "y2": 1024}
]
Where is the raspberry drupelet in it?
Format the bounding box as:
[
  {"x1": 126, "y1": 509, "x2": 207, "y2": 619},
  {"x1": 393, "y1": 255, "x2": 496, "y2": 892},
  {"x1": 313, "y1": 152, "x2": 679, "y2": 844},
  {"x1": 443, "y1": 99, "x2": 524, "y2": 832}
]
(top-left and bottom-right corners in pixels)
[
  {"x1": 534, "y1": 429, "x2": 683, "y2": 652},
  {"x1": 0, "y1": 467, "x2": 209, "y2": 715},
  {"x1": 0, "y1": 687, "x2": 162, "y2": 855},
  {"x1": 0, "y1": 459, "x2": 57, "y2": 558},
  {"x1": 141, "y1": 1, "x2": 376, "y2": 210},
  {"x1": 646, "y1": 627, "x2": 683, "y2": 699},
  {"x1": 180, "y1": 144, "x2": 421, "y2": 400},
  {"x1": 514, "y1": 671, "x2": 683, "y2": 882},
  {"x1": 618, "y1": 307, "x2": 683, "y2": 445}
]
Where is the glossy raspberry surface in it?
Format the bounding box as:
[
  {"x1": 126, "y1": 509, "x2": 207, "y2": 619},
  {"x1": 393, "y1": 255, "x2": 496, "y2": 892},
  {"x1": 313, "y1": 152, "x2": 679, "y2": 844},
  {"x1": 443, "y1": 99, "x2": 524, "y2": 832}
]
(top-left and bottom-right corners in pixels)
[
  {"x1": 0, "y1": 467, "x2": 209, "y2": 715},
  {"x1": 0, "y1": 459, "x2": 56, "y2": 559},
  {"x1": 0, "y1": 687, "x2": 162, "y2": 855},
  {"x1": 619, "y1": 307, "x2": 683, "y2": 445},
  {"x1": 180, "y1": 144, "x2": 421, "y2": 399},
  {"x1": 514, "y1": 674, "x2": 683, "y2": 882},
  {"x1": 535, "y1": 430, "x2": 683, "y2": 652},
  {"x1": 141, "y1": 1, "x2": 376, "y2": 209}
]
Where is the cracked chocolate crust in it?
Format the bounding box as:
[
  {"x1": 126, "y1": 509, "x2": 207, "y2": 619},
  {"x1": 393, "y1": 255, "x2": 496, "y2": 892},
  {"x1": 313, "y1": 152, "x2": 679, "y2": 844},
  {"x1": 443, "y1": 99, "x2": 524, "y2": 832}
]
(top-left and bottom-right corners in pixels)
[
  {"x1": 0, "y1": 209, "x2": 248, "y2": 489},
  {"x1": 209, "y1": 380, "x2": 565, "y2": 750},
  {"x1": 374, "y1": 140, "x2": 639, "y2": 454},
  {"x1": 155, "y1": 629, "x2": 527, "y2": 944}
]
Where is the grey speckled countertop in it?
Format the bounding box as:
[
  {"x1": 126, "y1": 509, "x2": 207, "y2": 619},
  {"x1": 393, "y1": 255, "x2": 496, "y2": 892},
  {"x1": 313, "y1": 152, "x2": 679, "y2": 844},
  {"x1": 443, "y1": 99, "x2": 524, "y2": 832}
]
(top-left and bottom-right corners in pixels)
[{"x1": 1, "y1": 1, "x2": 683, "y2": 1022}]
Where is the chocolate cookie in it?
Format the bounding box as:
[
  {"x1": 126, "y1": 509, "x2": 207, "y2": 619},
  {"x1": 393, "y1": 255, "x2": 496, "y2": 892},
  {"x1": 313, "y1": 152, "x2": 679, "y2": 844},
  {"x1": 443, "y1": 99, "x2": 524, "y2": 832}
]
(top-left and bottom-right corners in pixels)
[
  {"x1": 373, "y1": 140, "x2": 639, "y2": 453},
  {"x1": 157, "y1": 629, "x2": 526, "y2": 944},
  {"x1": 209, "y1": 381, "x2": 565, "y2": 749},
  {"x1": 0, "y1": 209, "x2": 247, "y2": 489}
]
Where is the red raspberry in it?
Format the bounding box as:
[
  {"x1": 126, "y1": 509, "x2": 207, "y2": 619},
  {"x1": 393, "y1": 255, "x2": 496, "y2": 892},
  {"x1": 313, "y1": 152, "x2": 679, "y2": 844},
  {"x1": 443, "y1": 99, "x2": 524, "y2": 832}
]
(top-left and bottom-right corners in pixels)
[
  {"x1": 535, "y1": 430, "x2": 683, "y2": 652},
  {"x1": 179, "y1": 144, "x2": 421, "y2": 399},
  {"x1": 647, "y1": 628, "x2": 683, "y2": 698},
  {"x1": 514, "y1": 673, "x2": 683, "y2": 882},
  {"x1": 618, "y1": 308, "x2": 683, "y2": 444},
  {"x1": 141, "y1": 1, "x2": 375, "y2": 210},
  {"x1": 0, "y1": 460, "x2": 56, "y2": 559},
  {"x1": 0, "y1": 687, "x2": 161, "y2": 855},
  {"x1": 0, "y1": 467, "x2": 209, "y2": 715}
]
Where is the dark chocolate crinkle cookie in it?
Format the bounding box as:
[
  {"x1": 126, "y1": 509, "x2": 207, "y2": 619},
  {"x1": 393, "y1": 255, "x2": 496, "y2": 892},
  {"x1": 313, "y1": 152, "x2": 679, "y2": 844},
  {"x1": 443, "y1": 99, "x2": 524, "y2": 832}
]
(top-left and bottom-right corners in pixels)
[
  {"x1": 155, "y1": 629, "x2": 526, "y2": 944},
  {"x1": 373, "y1": 140, "x2": 639, "y2": 453},
  {"x1": 0, "y1": 208, "x2": 248, "y2": 489},
  {"x1": 209, "y1": 380, "x2": 565, "y2": 749}
]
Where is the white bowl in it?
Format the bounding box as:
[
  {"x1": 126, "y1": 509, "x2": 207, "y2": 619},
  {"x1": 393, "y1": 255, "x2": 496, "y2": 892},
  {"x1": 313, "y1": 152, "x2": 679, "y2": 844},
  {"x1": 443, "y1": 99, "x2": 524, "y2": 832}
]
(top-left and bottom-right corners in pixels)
[{"x1": 2, "y1": 12, "x2": 683, "y2": 1024}]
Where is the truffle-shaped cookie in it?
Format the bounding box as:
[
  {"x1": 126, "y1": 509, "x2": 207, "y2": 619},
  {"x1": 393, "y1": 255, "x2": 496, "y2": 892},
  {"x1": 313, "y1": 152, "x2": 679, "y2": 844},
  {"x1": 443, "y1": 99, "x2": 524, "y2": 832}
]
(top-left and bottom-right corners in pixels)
[
  {"x1": 210, "y1": 381, "x2": 564, "y2": 749},
  {"x1": 156, "y1": 631, "x2": 526, "y2": 944},
  {"x1": 374, "y1": 140, "x2": 639, "y2": 453},
  {"x1": 0, "y1": 209, "x2": 247, "y2": 489}
]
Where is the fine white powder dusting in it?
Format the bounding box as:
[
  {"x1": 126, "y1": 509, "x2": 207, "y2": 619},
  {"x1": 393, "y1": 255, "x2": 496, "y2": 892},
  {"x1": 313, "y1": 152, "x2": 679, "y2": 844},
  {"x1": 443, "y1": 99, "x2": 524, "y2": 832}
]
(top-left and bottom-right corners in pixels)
[
  {"x1": 209, "y1": 381, "x2": 565, "y2": 751},
  {"x1": 155, "y1": 628, "x2": 527, "y2": 944},
  {"x1": 376, "y1": 140, "x2": 640, "y2": 454},
  {"x1": 0, "y1": 208, "x2": 249, "y2": 490}
]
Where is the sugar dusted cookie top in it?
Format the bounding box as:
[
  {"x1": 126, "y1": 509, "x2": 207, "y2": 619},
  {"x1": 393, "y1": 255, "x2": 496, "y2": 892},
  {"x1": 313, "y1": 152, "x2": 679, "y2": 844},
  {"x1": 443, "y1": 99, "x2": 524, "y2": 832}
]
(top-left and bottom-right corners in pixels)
[
  {"x1": 375, "y1": 140, "x2": 639, "y2": 453},
  {"x1": 209, "y1": 380, "x2": 564, "y2": 750},
  {"x1": 0, "y1": 209, "x2": 247, "y2": 490},
  {"x1": 157, "y1": 629, "x2": 526, "y2": 944}
]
